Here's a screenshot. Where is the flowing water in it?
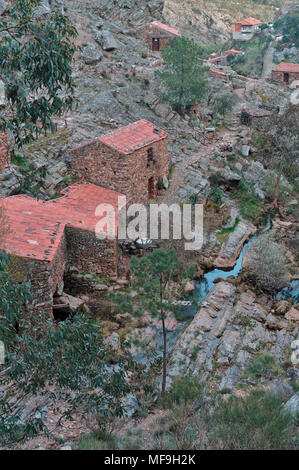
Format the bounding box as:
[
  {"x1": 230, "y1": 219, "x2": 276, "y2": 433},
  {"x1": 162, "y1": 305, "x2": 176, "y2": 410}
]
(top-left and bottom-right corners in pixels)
[{"x1": 181, "y1": 214, "x2": 298, "y2": 319}]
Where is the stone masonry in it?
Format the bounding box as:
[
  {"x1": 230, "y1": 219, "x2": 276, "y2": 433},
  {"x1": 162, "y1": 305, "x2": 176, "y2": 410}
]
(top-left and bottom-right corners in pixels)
[
  {"x1": 70, "y1": 120, "x2": 170, "y2": 204},
  {"x1": 0, "y1": 182, "x2": 125, "y2": 316},
  {"x1": 137, "y1": 21, "x2": 180, "y2": 52},
  {"x1": 0, "y1": 132, "x2": 9, "y2": 173}
]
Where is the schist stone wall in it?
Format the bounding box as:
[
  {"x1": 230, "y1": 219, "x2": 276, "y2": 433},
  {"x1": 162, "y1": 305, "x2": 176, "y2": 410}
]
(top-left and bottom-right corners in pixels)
[
  {"x1": 70, "y1": 138, "x2": 170, "y2": 204},
  {"x1": 16, "y1": 228, "x2": 118, "y2": 316},
  {"x1": 138, "y1": 23, "x2": 179, "y2": 51},
  {"x1": 0, "y1": 132, "x2": 9, "y2": 173},
  {"x1": 272, "y1": 70, "x2": 299, "y2": 85},
  {"x1": 65, "y1": 227, "x2": 118, "y2": 277}
]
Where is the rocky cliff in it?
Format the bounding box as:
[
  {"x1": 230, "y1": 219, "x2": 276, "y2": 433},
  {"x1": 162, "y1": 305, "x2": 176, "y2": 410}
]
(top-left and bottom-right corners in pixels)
[{"x1": 163, "y1": 0, "x2": 288, "y2": 44}]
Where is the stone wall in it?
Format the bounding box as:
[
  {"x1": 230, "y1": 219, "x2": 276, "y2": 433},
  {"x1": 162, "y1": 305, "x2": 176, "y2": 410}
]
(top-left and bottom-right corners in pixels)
[
  {"x1": 65, "y1": 226, "x2": 118, "y2": 277},
  {"x1": 272, "y1": 70, "x2": 299, "y2": 85},
  {"x1": 0, "y1": 132, "x2": 9, "y2": 173},
  {"x1": 70, "y1": 138, "x2": 170, "y2": 204},
  {"x1": 138, "y1": 24, "x2": 177, "y2": 51}
]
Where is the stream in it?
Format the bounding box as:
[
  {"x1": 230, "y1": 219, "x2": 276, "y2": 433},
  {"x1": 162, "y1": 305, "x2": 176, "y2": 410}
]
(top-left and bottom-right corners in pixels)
[
  {"x1": 134, "y1": 215, "x2": 298, "y2": 364},
  {"x1": 181, "y1": 214, "x2": 298, "y2": 319}
]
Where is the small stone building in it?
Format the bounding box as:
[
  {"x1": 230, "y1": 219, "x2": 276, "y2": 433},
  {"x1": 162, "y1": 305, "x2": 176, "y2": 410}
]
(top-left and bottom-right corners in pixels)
[
  {"x1": 0, "y1": 132, "x2": 9, "y2": 173},
  {"x1": 70, "y1": 120, "x2": 170, "y2": 204},
  {"x1": 138, "y1": 21, "x2": 180, "y2": 52},
  {"x1": 0, "y1": 182, "x2": 125, "y2": 316},
  {"x1": 272, "y1": 63, "x2": 299, "y2": 85},
  {"x1": 232, "y1": 18, "x2": 261, "y2": 41},
  {"x1": 240, "y1": 106, "x2": 273, "y2": 129}
]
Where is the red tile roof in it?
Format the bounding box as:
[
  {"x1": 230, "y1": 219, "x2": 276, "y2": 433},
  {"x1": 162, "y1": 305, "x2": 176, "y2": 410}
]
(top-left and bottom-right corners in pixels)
[
  {"x1": 149, "y1": 21, "x2": 180, "y2": 37},
  {"x1": 273, "y1": 62, "x2": 299, "y2": 73},
  {"x1": 234, "y1": 18, "x2": 262, "y2": 26},
  {"x1": 0, "y1": 182, "x2": 125, "y2": 262},
  {"x1": 210, "y1": 68, "x2": 227, "y2": 78},
  {"x1": 225, "y1": 49, "x2": 243, "y2": 54},
  {"x1": 99, "y1": 120, "x2": 168, "y2": 154}
]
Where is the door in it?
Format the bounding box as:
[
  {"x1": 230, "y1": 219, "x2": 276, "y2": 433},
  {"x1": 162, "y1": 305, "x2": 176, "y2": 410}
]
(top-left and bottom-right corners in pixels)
[
  {"x1": 284, "y1": 72, "x2": 289, "y2": 84},
  {"x1": 148, "y1": 177, "x2": 155, "y2": 199},
  {"x1": 152, "y1": 38, "x2": 160, "y2": 52}
]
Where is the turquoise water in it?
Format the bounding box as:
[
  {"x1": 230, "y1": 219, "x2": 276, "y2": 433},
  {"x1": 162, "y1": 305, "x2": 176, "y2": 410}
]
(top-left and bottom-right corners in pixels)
[{"x1": 181, "y1": 214, "x2": 299, "y2": 319}]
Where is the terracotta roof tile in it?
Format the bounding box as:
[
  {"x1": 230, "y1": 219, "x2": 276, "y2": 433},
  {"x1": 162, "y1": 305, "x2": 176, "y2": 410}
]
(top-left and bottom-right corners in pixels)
[
  {"x1": 149, "y1": 21, "x2": 180, "y2": 37},
  {"x1": 99, "y1": 120, "x2": 168, "y2": 154},
  {"x1": 273, "y1": 62, "x2": 299, "y2": 73},
  {"x1": 234, "y1": 18, "x2": 262, "y2": 26},
  {"x1": 0, "y1": 183, "x2": 125, "y2": 262}
]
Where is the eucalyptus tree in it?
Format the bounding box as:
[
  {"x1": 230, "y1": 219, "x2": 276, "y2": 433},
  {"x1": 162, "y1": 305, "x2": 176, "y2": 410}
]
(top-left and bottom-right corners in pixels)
[{"x1": 0, "y1": 0, "x2": 78, "y2": 147}]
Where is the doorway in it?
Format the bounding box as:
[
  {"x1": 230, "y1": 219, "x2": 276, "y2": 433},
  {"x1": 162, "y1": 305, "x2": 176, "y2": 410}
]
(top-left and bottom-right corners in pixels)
[
  {"x1": 148, "y1": 177, "x2": 155, "y2": 199},
  {"x1": 152, "y1": 38, "x2": 160, "y2": 52},
  {"x1": 284, "y1": 72, "x2": 289, "y2": 84}
]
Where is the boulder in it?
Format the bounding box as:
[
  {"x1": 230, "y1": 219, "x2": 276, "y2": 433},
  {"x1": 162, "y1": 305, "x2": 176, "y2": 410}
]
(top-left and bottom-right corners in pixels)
[
  {"x1": 53, "y1": 293, "x2": 85, "y2": 315},
  {"x1": 81, "y1": 43, "x2": 103, "y2": 65},
  {"x1": 285, "y1": 307, "x2": 299, "y2": 323},
  {"x1": 283, "y1": 392, "x2": 299, "y2": 422},
  {"x1": 210, "y1": 166, "x2": 241, "y2": 188},
  {"x1": 215, "y1": 220, "x2": 256, "y2": 269},
  {"x1": 162, "y1": 175, "x2": 169, "y2": 190},
  {"x1": 241, "y1": 145, "x2": 250, "y2": 157},
  {"x1": 95, "y1": 30, "x2": 119, "y2": 51},
  {"x1": 267, "y1": 380, "x2": 294, "y2": 402}
]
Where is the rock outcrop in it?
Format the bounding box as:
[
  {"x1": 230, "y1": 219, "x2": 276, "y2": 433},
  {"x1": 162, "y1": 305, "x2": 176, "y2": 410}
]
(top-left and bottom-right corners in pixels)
[
  {"x1": 167, "y1": 282, "x2": 297, "y2": 390},
  {"x1": 214, "y1": 221, "x2": 256, "y2": 269}
]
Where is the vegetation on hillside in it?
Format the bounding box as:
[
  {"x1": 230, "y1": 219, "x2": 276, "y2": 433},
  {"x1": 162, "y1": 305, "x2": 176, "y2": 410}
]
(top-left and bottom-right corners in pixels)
[
  {"x1": 0, "y1": 0, "x2": 78, "y2": 147},
  {"x1": 156, "y1": 37, "x2": 208, "y2": 113}
]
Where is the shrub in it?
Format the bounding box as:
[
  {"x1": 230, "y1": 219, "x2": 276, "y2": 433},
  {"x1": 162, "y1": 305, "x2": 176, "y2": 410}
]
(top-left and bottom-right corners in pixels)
[
  {"x1": 245, "y1": 354, "x2": 277, "y2": 379},
  {"x1": 205, "y1": 390, "x2": 296, "y2": 450},
  {"x1": 163, "y1": 375, "x2": 204, "y2": 408},
  {"x1": 246, "y1": 235, "x2": 289, "y2": 294}
]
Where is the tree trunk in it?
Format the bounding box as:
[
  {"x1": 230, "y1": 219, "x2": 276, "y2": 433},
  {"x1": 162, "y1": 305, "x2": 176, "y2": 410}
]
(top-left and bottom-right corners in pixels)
[{"x1": 161, "y1": 316, "x2": 167, "y2": 398}]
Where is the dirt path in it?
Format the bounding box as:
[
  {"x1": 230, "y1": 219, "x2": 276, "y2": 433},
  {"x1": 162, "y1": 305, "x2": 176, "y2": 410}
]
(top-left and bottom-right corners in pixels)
[{"x1": 161, "y1": 130, "x2": 239, "y2": 205}]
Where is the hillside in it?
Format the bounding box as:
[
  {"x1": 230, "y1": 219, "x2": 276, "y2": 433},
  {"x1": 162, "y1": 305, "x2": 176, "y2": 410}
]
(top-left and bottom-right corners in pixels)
[{"x1": 163, "y1": 0, "x2": 290, "y2": 44}]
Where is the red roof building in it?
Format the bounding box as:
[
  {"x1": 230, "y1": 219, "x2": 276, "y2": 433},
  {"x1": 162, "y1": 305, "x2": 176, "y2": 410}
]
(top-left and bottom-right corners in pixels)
[
  {"x1": 272, "y1": 62, "x2": 299, "y2": 84},
  {"x1": 70, "y1": 121, "x2": 170, "y2": 204},
  {"x1": 138, "y1": 21, "x2": 180, "y2": 52},
  {"x1": 99, "y1": 120, "x2": 168, "y2": 155},
  {"x1": 0, "y1": 182, "x2": 126, "y2": 316},
  {"x1": 233, "y1": 18, "x2": 261, "y2": 41}
]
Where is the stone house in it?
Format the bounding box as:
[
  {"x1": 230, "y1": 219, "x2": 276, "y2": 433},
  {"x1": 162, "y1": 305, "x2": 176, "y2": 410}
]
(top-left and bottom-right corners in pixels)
[
  {"x1": 70, "y1": 120, "x2": 170, "y2": 204},
  {"x1": 240, "y1": 106, "x2": 273, "y2": 129},
  {"x1": 232, "y1": 18, "x2": 261, "y2": 41},
  {"x1": 0, "y1": 182, "x2": 125, "y2": 316},
  {"x1": 138, "y1": 21, "x2": 180, "y2": 52},
  {"x1": 0, "y1": 132, "x2": 9, "y2": 173},
  {"x1": 272, "y1": 63, "x2": 299, "y2": 85}
]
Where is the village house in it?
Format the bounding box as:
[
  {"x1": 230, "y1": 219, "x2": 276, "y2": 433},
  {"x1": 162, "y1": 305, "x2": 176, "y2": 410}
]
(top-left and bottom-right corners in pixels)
[
  {"x1": 70, "y1": 120, "x2": 170, "y2": 204},
  {"x1": 0, "y1": 182, "x2": 126, "y2": 317},
  {"x1": 0, "y1": 132, "x2": 9, "y2": 173},
  {"x1": 138, "y1": 21, "x2": 180, "y2": 52},
  {"x1": 272, "y1": 63, "x2": 299, "y2": 85},
  {"x1": 232, "y1": 18, "x2": 262, "y2": 41},
  {"x1": 240, "y1": 106, "x2": 275, "y2": 129}
]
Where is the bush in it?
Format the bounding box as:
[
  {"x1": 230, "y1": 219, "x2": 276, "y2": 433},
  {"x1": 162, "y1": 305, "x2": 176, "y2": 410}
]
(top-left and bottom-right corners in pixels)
[
  {"x1": 163, "y1": 375, "x2": 204, "y2": 408},
  {"x1": 205, "y1": 390, "x2": 296, "y2": 450},
  {"x1": 245, "y1": 354, "x2": 277, "y2": 379},
  {"x1": 246, "y1": 235, "x2": 289, "y2": 293}
]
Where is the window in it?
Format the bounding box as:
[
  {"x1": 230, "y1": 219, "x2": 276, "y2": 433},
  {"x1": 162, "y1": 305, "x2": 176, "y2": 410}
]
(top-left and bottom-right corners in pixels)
[{"x1": 147, "y1": 148, "x2": 154, "y2": 167}]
